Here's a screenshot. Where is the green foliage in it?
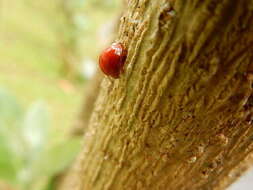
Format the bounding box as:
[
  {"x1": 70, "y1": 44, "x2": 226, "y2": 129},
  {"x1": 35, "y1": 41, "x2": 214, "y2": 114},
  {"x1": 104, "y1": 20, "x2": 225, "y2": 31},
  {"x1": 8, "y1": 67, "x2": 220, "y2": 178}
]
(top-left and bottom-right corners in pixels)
[
  {"x1": 0, "y1": 88, "x2": 81, "y2": 190},
  {"x1": 0, "y1": 0, "x2": 121, "y2": 189},
  {"x1": 0, "y1": 89, "x2": 23, "y2": 183},
  {"x1": 0, "y1": 133, "x2": 16, "y2": 183}
]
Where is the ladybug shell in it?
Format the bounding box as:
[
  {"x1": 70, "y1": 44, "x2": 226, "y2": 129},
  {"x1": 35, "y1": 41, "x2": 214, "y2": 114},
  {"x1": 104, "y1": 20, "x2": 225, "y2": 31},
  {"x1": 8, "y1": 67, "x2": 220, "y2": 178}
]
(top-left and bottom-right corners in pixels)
[{"x1": 99, "y1": 43, "x2": 127, "y2": 78}]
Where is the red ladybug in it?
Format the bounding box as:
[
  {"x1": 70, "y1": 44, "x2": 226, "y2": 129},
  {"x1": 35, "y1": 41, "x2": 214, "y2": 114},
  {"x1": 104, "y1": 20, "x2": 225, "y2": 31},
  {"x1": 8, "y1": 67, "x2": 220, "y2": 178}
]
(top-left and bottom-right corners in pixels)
[{"x1": 99, "y1": 42, "x2": 127, "y2": 79}]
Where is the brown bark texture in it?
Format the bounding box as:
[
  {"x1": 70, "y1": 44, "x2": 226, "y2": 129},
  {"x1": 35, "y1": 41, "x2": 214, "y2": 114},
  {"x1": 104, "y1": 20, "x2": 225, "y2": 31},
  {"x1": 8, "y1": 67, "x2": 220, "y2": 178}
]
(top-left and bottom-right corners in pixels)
[
  {"x1": 70, "y1": 10, "x2": 123, "y2": 136},
  {"x1": 60, "y1": 0, "x2": 253, "y2": 189}
]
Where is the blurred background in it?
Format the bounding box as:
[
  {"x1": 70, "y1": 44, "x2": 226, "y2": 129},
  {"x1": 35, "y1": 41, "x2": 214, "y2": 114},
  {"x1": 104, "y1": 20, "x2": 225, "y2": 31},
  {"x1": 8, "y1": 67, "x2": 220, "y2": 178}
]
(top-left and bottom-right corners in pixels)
[
  {"x1": 0, "y1": 0, "x2": 252, "y2": 190},
  {"x1": 0, "y1": 0, "x2": 122, "y2": 189}
]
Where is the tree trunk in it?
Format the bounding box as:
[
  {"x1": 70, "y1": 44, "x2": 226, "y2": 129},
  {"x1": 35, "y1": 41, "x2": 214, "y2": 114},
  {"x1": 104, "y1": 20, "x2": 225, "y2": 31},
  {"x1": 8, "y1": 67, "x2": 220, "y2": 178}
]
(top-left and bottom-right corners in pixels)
[{"x1": 60, "y1": 0, "x2": 253, "y2": 189}]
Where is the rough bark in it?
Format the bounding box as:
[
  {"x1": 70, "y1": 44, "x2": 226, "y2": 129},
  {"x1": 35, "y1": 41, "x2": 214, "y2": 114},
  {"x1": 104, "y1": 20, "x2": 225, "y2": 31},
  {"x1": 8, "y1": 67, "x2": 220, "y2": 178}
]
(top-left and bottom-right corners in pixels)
[
  {"x1": 217, "y1": 152, "x2": 253, "y2": 189},
  {"x1": 70, "y1": 8, "x2": 125, "y2": 136},
  {"x1": 60, "y1": 0, "x2": 253, "y2": 189}
]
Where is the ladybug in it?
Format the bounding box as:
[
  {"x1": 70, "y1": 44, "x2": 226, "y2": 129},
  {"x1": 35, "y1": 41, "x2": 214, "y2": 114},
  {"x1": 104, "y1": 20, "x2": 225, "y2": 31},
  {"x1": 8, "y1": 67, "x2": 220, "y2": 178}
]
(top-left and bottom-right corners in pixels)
[{"x1": 99, "y1": 42, "x2": 127, "y2": 79}]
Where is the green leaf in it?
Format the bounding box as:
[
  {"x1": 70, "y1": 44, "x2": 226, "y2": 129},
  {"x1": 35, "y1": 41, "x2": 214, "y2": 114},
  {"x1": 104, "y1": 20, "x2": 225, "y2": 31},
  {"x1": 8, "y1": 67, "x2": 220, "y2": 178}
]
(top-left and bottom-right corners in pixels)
[
  {"x1": 31, "y1": 137, "x2": 81, "y2": 179},
  {"x1": 0, "y1": 88, "x2": 23, "y2": 124},
  {"x1": 0, "y1": 88, "x2": 24, "y2": 183},
  {"x1": 22, "y1": 101, "x2": 50, "y2": 154},
  {"x1": 43, "y1": 177, "x2": 57, "y2": 190},
  {"x1": 0, "y1": 135, "x2": 17, "y2": 182}
]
